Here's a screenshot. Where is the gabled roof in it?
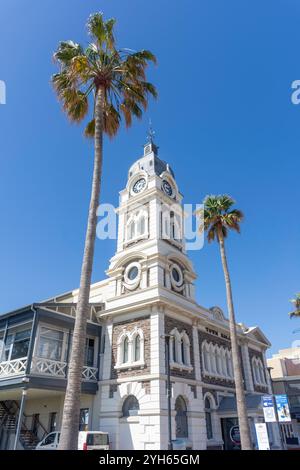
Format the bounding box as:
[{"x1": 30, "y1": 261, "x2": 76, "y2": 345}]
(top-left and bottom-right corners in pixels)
[{"x1": 242, "y1": 325, "x2": 271, "y2": 347}]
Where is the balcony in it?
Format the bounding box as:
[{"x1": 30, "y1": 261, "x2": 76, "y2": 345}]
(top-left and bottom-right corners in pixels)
[
  {"x1": 0, "y1": 303, "x2": 102, "y2": 394},
  {"x1": 0, "y1": 356, "x2": 98, "y2": 382}
]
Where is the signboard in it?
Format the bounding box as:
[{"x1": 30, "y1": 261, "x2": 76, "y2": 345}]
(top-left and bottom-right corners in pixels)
[
  {"x1": 262, "y1": 395, "x2": 277, "y2": 423},
  {"x1": 255, "y1": 423, "x2": 270, "y2": 450},
  {"x1": 229, "y1": 425, "x2": 241, "y2": 445},
  {"x1": 275, "y1": 394, "x2": 291, "y2": 422}
]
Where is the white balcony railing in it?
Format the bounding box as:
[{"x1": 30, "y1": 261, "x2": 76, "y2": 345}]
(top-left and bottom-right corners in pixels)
[
  {"x1": 0, "y1": 356, "x2": 98, "y2": 382},
  {"x1": 82, "y1": 366, "x2": 98, "y2": 381},
  {"x1": 31, "y1": 357, "x2": 67, "y2": 377},
  {"x1": 0, "y1": 357, "x2": 27, "y2": 377}
]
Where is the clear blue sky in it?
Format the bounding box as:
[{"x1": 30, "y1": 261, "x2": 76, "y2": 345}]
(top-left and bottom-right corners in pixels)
[{"x1": 0, "y1": 0, "x2": 299, "y2": 356}]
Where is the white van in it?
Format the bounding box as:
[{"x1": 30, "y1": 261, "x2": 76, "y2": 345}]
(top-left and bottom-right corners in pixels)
[
  {"x1": 35, "y1": 431, "x2": 109, "y2": 450},
  {"x1": 78, "y1": 431, "x2": 110, "y2": 450}
]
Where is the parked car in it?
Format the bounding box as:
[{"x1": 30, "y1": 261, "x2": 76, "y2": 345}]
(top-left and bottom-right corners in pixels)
[
  {"x1": 36, "y1": 431, "x2": 109, "y2": 450},
  {"x1": 36, "y1": 431, "x2": 60, "y2": 450}
]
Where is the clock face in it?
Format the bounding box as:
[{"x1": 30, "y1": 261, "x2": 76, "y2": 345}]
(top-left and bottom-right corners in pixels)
[
  {"x1": 162, "y1": 180, "x2": 173, "y2": 197},
  {"x1": 132, "y1": 178, "x2": 146, "y2": 194}
]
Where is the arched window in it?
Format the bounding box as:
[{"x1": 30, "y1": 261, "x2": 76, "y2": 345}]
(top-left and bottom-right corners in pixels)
[
  {"x1": 137, "y1": 214, "x2": 145, "y2": 236},
  {"x1": 170, "y1": 328, "x2": 181, "y2": 364},
  {"x1": 210, "y1": 345, "x2": 217, "y2": 374},
  {"x1": 204, "y1": 396, "x2": 213, "y2": 440},
  {"x1": 175, "y1": 396, "x2": 188, "y2": 438},
  {"x1": 252, "y1": 357, "x2": 266, "y2": 386},
  {"x1": 172, "y1": 337, "x2": 177, "y2": 362},
  {"x1": 115, "y1": 328, "x2": 144, "y2": 369},
  {"x1": 127, "y1": 220, "x2": 135, "y2": 240},
  {"x1": 122, "y1": 395, "x2": 139, "y2": 417},
  {"x1": 134, "y1": 335, "x2": 141, "y2": 362},
  {"x1": 216, "y1": 348, "x2": 222, "y2": 375},
  {"x1": 202, "y1": 342, "x2": 210, "y2": 373},
  {"x1": 181, "y1": 340, "x2": 185, "y2": 364},
  {"x1": 123, "y1": 337, "x2": 129, "y2": 363},
  {"x1": 181, "y1": 332, "x2": 191, "y2": 366}
]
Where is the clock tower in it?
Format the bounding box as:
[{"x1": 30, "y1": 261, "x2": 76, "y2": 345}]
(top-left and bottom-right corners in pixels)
[{"x1": 106, "y1": 139, "x2": 197, "y2": 301}]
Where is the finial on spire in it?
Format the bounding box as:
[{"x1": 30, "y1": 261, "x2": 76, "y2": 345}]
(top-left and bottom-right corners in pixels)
[{"x1": 147, "y1": 118, "x2": 155, "y2": 144}]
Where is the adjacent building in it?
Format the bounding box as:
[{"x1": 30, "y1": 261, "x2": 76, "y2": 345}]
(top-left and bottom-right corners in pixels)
[
  {"x1": 0, "y1": 140, "x2": 281, "y2": 450},
  {"x1": 268, "y1": 347, "x2": 300, "y2": 448}
]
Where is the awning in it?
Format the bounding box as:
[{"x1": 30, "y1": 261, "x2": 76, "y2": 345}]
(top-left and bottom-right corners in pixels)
[{"x1": 218, "y1": 394, "x2": 263, "y2": 413}]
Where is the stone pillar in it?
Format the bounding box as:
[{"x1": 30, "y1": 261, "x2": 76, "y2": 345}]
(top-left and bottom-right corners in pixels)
[
  {"x1": 102, "y1": 320, "x2": 113, "y2": 380},
  {"x1": 192, "y1": 323, "x2": 202, "y2": 381}
]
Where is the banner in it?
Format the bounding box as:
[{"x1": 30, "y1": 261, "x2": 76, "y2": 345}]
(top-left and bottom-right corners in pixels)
[
  {"x1": 255, "y1": 423, "x2": 270, "y2": 450},
  {"x1": 275, "y1": 394, "x2": 291, "y2": 422},
  {"x1": 262, "y1": 395, "x2": 277, "y2": 422}
]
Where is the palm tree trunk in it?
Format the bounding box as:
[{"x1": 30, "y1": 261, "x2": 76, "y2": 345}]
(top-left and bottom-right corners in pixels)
[
  {"x1": 58, "y1": 86, "x2": 105, "y2": 450},
  {"x1": 218, "y1": 230, "x2": 252, "y2": 450}
]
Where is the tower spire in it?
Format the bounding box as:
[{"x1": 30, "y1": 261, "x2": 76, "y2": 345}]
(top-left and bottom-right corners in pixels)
[
  {"x1": 144, "y1": 119, "x2": 158, "y2": 156},
  {"x1": 147, "y1": 119, "x2": 155, "y2": 144}
]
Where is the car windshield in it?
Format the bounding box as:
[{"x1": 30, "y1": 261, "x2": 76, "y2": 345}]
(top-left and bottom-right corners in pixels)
[{"x1": 86, "y1": 433, "x2": 109, "y2": 446}]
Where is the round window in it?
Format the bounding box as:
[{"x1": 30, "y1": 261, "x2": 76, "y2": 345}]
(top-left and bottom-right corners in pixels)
[
  {"x1": 124, "y1": 261, "x2": 142, "y2": 288},
  {"x1": 170, "y1": 263, "x2": 184, "y2": 291},
  {"x1": 172, "y1": 267, "x2": 180, "y2": 283},
  {"x1": 128, "y1": 266, "x2": 138, "y2": 281}
]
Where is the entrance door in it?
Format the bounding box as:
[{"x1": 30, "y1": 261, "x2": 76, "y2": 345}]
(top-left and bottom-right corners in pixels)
[{"x1": 221, "y1": 417, "x2": 241, "y2": 450}]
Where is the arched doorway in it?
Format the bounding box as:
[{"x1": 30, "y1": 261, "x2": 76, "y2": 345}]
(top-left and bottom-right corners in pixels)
[
  {"x1": 175, "y1": 395, "x2": 188, "y2": 438},
  {"x1": 119, "y1": 395, "x2": 141, "y2": 450}
]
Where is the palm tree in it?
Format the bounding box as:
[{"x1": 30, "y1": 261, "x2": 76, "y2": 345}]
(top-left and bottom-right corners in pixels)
[
  {"x1": 289, "y1": 293, "x2": 300, "y2": 318},
  {"x1": 200, "y1": 194, "x2": 252, "y2": 450},
  {"x1": 52, "y1": 12, "x2": 157, "y2": 449}
]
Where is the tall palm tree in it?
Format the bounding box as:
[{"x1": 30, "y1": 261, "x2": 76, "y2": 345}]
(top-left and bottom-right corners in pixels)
[
  {"x1": 289, "y1": 293, "x2": 300, "y2": 318},
  {"x1": 200, "y1": 194, "x2": 252, "y2": 450},
  {"x1": 52, "y1": 12, "x2": 157, "y2": 450}
]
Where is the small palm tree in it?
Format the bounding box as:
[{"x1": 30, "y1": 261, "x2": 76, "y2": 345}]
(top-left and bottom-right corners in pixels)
[
  {"x1": 289, "y1": 293, "x2": 300, "y2": 318},
  {"x1": 199, "y1": 195, "x2": 252, "y2": 450},
  {"x1": 52, "y1": 12, "x2": 157, "y2": 449}
]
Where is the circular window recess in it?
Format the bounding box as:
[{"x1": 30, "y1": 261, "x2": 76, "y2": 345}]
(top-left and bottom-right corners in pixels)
[
  {"x1": 124, "y1": 261, "x2": 142, "y2": 289},
  {"x1": 170, "y1": 263, "x2": 184, "y2": 291}
]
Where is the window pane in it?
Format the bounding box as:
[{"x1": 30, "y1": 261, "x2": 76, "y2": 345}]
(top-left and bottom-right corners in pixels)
[
  {"x1": 11, "y1": 339, "x2": 30, "y2": 360},
  {"x1": 87, "y1": 433, "x2": 109, "y2": 445},
  {"x1": 79, "y1": 408, "x2": 89, "y2": 431},
  {"x1": 123, "y1": 337, "x2": 129, "y2": 363},
  {"x1": 172, "y1": 339, "x2": 176, "y2": 362},
  {"x1": 134, "y1": 336, "x2": 140, "y2": 361},
  {"x1": 85, "y1": 338, "x2": 95, "y2": 366},
  {"x1": 206, "y1": 411, "x2": 213, "y2": 439},
  {"x1": 181, "y1": 341, "x2": 185, "y2": 364},
  {"x1": 38, "y1": 328, "x2": 64, "y2": 361}
]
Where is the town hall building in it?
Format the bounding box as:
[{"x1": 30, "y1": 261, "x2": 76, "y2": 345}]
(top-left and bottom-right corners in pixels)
[{"x1": 0, "y1": 140, "x2": 281, "y2": 450}]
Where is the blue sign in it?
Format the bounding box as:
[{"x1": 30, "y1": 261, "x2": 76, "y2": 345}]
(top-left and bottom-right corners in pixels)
[{"x1": 275, "y1": 395, "x2": 291, "y2": 422}]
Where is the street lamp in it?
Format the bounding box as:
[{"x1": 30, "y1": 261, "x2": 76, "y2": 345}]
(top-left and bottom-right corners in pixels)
[{"x1": 161, "y1": 334, "x2": 174, "y2": 450}]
